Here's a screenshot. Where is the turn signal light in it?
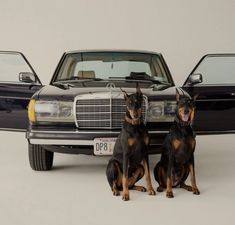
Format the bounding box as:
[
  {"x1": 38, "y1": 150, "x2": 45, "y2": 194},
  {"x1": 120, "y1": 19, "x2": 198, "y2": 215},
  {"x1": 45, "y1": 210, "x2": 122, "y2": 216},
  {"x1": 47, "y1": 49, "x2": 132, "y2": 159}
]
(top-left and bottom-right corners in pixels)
[{"x1": 28, "y1": 99, "x2": 36, "y2": 122}]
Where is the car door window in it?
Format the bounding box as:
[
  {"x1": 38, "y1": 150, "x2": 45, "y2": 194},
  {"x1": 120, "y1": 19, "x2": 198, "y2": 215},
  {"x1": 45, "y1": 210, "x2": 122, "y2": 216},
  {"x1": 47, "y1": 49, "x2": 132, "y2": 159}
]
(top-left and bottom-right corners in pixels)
[
  {"x1": 0, "y1": 51, "x2": 42, "y2": 130},
  {"x1": 183, "y1": 54, "x2": 235, "y2": 133},
  {"x1": 0, "y1": 52, "x2": 33, "y2": 83},
  {"x1": 193, "y1": 55, "x2": 235, "y2": 85}
]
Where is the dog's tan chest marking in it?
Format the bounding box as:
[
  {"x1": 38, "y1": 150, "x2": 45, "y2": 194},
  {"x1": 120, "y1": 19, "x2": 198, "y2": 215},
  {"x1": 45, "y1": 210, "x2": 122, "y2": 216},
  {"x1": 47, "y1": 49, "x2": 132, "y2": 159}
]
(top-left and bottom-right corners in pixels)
[
  {"x1": 128, "y1": 137, "x2": 135, "y2": 146},
  {"x1": 172, "y1": 139, "x2": 181, "y2": 150}
]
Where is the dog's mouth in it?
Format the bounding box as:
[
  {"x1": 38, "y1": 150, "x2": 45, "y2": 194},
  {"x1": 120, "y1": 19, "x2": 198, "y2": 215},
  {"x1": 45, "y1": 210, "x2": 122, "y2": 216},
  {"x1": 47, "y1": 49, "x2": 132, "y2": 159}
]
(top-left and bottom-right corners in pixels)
[
  {"x1": 179, "y1": 112, "x2": 190, "y2": 122},
  {"x1": 133, "y1": 116, "x2": 140, "y2": 121},
  {"x1": 131, "y1": 115, "x2": 141, "y2": 121}
]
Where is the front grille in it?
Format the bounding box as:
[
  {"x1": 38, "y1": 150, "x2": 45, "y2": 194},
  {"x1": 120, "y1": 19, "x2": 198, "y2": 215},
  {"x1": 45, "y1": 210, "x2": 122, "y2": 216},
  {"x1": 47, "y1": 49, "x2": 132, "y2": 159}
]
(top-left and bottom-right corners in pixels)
[{"x1": 75, "y1": 95, "x2": 147, "y2": 129}]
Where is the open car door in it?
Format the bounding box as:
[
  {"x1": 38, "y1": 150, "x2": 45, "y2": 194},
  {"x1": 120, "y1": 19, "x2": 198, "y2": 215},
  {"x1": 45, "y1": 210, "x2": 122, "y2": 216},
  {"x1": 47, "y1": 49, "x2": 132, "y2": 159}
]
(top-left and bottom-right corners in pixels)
[
  {"x1": 0, "y1": 51, "x2": 42, "y2": 131},
  {"x1": 182, "y1": 54, "x2": 235, "y2": 134}
]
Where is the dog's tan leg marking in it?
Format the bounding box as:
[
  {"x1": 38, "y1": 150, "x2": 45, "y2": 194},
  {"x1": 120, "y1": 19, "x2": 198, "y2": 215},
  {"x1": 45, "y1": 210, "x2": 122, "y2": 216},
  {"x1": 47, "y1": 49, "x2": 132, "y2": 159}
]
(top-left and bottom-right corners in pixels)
[
  {"x1": 180, "y1": 183, "x2": 193, "y2": 192},
  {"x1": 122, "y1": 175, "x2": 129, "y2": 201},
  {"x1": 112, "y1": 181, "x2": 120, "y2": 196},
  {"x1": 166, "y1": 176, "x2": 174, "y2": 198},
  {"x1": 189, "y1": 164, "x2": 200, "y2": 195},
  {"x1": 143, "y1": 159, "x2": 156, "y2": 195},
  {"x1": 157, "y1": 166, "x2": 166, "y2": 192},
  {"x1": 128, "y1": 166, "x2": 143, "y2": 186},
  {"x1": 128, "y1": 166, "x2": 146, "y2": 192}
]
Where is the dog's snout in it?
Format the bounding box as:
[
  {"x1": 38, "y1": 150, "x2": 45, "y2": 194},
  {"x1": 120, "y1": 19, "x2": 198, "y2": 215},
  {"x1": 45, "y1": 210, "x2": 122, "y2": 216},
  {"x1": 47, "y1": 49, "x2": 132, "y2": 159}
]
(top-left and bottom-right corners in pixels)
[
  {"x1": 184, "y1": 109, "x2": 190, "y2": 114},
  {"x1": 133, "y1": 111, "x2": 139, "y2": 119}
]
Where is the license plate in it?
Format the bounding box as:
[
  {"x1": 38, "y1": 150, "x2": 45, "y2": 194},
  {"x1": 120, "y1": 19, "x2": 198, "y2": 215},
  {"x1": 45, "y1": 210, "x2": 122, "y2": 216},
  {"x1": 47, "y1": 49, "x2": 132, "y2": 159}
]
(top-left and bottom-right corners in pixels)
[{"x1": 94, "y1": 138, "x2": 116, "y2": 155}]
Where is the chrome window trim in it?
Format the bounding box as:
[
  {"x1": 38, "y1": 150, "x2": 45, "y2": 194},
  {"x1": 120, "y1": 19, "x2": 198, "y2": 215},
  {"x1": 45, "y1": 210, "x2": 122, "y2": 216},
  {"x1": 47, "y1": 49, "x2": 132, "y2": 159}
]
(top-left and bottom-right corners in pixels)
[
  {"x1": 196, "y1": 99, "x2": 235, "y2": 102},
  {"x1": 0, "y1": 96, "x2": 31, "y2": 100},
  {"x1": 0, "y1": 81, "x2": 41, "y2": 85}
]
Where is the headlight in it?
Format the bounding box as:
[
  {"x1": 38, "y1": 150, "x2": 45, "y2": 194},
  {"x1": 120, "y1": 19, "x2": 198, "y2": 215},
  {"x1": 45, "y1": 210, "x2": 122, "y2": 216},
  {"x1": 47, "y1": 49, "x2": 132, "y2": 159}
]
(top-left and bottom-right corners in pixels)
[
  {"x1": 147, "y1": 101, "x2": 176, "y2": 122},
  {"x1": 28, "y1": 100, "x2": 74, "y2": 122}
]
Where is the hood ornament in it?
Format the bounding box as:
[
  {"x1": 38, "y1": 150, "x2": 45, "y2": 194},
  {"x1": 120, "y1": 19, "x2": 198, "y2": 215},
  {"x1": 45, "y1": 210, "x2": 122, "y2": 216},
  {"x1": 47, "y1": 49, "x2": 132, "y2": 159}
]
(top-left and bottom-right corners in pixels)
[{"x1": 106, "y1": 82, "x2": 116, "y2": 90}]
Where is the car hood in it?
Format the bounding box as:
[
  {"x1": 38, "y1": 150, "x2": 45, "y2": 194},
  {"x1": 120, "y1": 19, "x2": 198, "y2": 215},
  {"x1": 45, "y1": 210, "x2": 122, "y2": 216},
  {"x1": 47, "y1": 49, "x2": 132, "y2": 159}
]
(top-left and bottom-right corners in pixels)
[{"x1": 36, "y1": 84, "x2": 176, "y2": 101}]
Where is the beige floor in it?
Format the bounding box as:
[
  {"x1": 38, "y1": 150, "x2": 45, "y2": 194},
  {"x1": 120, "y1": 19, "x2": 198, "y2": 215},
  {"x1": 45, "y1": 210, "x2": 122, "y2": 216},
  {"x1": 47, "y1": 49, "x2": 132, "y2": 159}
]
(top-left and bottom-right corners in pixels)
[{"x1": 0, "y1": 131, "x2": 234, "y2": 225}]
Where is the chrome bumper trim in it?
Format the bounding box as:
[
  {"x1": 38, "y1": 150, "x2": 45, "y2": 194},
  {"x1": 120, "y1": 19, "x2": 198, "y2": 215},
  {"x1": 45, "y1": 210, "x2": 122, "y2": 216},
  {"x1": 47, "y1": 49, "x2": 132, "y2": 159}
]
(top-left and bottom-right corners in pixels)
[
  {"x1": 29, "y1": 130, "x2": 169, "y2": 134},
  {"x1": 28, "y1": 130, "x2": 169, "y2": 145},
  {"x1": 29, "y1": 139, "x2": 94, "y2": 145}
]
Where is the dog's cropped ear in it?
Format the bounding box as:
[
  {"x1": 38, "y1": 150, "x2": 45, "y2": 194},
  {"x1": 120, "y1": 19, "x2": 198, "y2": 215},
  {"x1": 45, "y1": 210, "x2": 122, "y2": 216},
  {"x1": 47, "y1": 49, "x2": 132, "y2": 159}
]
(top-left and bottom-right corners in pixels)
[
  {"x1": 176, "y1": 88, "x2": 181, "y2": 102},
  {"x1": 120, "y1": 88, "x2": 129, "y2": 100},
  {"x1": 136, "y1": 82, "x2": 142, "y2": 97}
]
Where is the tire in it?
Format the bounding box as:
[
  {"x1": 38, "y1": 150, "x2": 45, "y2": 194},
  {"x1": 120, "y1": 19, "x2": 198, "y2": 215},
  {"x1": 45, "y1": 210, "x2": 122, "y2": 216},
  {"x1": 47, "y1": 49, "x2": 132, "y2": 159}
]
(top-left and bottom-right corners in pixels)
[{"x1": 28, "y1": 144, "x2": 54, "y2": 171}]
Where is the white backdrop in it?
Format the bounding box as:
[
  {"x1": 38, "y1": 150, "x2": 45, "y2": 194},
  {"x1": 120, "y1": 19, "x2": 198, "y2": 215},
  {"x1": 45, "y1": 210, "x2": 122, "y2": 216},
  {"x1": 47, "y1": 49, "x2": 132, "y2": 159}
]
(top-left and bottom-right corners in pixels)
[
  {"x1": 1, "y1": 0, "x2": 235, "y2": 85},
  {"x1": 1, "y1": 2, "x2": 235, "y2": 224}
]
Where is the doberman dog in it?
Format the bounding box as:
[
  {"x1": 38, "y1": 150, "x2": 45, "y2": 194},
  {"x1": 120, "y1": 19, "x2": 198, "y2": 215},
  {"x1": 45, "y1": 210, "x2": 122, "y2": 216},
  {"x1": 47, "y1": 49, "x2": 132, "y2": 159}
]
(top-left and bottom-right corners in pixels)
[
  {"x1": 106, "y1": 85, "x2": 156, "y2": 201},
  {"x1": 153, "y1": 88, "x2": 200, "y2": 198}
]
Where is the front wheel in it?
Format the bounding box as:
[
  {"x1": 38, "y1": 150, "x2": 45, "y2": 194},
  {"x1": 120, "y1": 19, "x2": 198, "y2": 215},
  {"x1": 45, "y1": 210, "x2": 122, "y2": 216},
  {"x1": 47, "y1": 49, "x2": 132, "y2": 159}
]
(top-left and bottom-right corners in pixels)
[{"x1": 28, "y1": 144, "x2": 54, "y2": 171}]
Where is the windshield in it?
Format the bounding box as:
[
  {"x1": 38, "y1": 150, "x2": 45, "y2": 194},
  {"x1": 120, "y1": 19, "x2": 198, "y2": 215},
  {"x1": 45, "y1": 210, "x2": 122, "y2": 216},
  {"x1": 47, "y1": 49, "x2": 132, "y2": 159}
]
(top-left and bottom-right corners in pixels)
[
  {"x1": 55, "y1": 52, "x2": 170, "y2": 84},
  {"x1": 193, "y1": 55, "x2": 235, "y2": 85}
]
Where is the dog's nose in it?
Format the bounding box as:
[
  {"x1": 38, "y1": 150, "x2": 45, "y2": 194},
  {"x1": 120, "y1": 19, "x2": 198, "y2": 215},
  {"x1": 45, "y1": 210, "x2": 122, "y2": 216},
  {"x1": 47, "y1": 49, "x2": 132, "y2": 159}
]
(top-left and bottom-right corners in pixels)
[
  {"x1": 184, "y1": 109, "x2": 189, "y2": 114},
  {"x1": 133, "y1": 114, "x2": 139, "y2": 119}
]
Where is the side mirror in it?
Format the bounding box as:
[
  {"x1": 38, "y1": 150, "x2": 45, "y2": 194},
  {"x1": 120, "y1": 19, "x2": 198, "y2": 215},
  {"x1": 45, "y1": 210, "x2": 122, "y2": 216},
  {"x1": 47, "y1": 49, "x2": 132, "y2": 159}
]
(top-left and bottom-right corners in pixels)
[
  {"x1": 188, "y1": 73, "x2": 203, "y2": 86},
  {"x1": 19, "y1": 72, "x2": 36, "y2": 83}
]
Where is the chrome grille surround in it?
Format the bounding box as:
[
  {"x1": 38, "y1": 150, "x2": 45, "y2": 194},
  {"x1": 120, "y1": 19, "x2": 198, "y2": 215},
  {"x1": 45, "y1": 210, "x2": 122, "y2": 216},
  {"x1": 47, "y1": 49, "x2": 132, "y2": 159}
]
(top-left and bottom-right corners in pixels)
[{"x1": 74, "y1": 92, "x2": 148, "y2": 129}]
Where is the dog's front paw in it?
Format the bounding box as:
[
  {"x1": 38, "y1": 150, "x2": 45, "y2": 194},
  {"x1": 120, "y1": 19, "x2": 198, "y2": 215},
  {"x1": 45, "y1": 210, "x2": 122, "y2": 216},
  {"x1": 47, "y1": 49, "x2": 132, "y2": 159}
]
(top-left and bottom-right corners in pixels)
[
  {"x1": 122, "y1": 193, "x2": 130, "y2": 201},
  {"x1": 113, "y1": 190, "x2": 120, "y2": 196},
  {"x1": 166, "y1": 191, "x2": 174, "y2": 198},
  {"x1": 122, "y1": 192, "x2": 130, "y2": 201},
  {"x1": 157, "y1": 186, "x2": 164, "y2": 192},
  {"x1": 148, "y1": 188, "x2": 156, "y2": 196},
  {"x1": 193, "y1": 188, "x2": 200, "y2": 195}
]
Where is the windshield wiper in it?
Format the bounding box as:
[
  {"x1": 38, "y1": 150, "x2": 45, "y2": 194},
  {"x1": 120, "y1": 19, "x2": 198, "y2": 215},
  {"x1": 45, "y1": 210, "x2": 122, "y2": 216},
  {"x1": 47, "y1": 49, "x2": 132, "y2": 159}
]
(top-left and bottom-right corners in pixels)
[
  {"x1": 54, "y1": 77, "x2": 103, "y2": 83},
  {"x1": 52, "y1": 77, "x2": 104, "y2": 89},
  {"x1": 108, "y1": 76, "x2": 170, "y2": 85},
  {"x1": 52, "y1": 82, "x2": 75, "y2": 90}
]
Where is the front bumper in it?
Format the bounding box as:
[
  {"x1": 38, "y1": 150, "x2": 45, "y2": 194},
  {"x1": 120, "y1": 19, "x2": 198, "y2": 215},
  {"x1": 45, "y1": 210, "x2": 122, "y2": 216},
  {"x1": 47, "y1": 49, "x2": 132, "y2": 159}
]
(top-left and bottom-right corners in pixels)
[{"x1": 26, "y1": 129, "x2": 168, "y2": 154}]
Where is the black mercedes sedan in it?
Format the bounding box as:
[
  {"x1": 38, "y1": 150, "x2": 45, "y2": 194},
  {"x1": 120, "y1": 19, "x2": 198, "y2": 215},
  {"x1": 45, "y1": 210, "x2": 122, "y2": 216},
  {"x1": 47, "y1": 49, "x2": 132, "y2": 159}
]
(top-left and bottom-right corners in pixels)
[{"x1": 0, "y1": 50, "x2": 234, "y2": 171}]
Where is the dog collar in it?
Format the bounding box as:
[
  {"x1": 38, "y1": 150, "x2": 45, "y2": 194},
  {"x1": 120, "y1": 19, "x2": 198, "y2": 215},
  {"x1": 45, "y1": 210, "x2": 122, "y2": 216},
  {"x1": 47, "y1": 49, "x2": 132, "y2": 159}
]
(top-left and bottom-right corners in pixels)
[
  {"x1": 174, "y1": 115, "x2": 192, "y2": 127},
  {"x1": 125, "y1": 115, "x2": 141, "y2": 125}
]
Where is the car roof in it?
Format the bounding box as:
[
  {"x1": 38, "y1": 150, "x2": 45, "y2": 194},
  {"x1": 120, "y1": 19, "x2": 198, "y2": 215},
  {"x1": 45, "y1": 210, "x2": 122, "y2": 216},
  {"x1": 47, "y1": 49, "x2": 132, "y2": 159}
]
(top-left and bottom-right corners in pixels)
[{"x1": 65, "y1": 49, "x2": 161, "y2": 55}]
